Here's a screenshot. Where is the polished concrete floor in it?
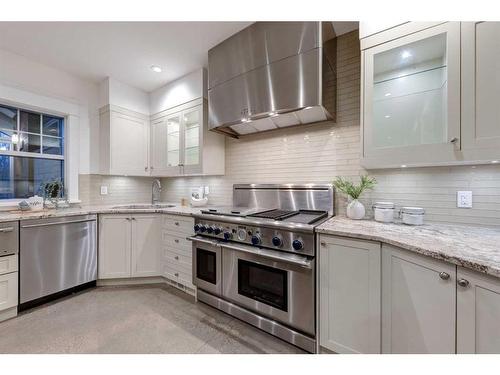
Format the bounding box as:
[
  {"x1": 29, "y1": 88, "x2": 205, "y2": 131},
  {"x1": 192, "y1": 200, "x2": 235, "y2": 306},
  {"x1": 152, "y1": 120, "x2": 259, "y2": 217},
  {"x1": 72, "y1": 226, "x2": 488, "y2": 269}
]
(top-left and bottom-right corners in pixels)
[{"x1": 0, "y1": 285, "x2": 305, "y2": 354}]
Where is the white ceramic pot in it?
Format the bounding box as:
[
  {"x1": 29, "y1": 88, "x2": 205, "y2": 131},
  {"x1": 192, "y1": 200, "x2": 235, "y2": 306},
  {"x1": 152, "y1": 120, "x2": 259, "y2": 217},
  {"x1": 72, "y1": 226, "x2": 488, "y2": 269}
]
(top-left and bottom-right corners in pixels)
[{"x1": 347, "y1": 199, "x2": 365, "y2": 220}]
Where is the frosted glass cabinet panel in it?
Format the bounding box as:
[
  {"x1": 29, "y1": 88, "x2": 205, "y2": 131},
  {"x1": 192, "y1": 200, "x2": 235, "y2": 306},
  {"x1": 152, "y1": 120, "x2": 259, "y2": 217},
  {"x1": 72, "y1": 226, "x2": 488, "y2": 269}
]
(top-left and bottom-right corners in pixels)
[
  {"x1": 150, "y1": 104, "x2": 203, "y2": 176},
  {"x1": 362, "y1": 22, "x2": 461, "y2": 168},
  {"x1": 182, "y1": 107, "x2": 201, "y2": 174}
]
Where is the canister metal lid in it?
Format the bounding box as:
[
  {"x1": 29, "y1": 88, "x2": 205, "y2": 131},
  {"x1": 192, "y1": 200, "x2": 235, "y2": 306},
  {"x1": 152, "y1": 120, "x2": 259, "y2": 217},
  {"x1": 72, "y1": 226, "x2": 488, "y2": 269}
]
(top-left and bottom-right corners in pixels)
[
  {"x1": 373, "y1": 201, "x2": 395, "y2": 209},
  {"x1": 400, "y1": 206, "x2": 425, "y2": 215}
]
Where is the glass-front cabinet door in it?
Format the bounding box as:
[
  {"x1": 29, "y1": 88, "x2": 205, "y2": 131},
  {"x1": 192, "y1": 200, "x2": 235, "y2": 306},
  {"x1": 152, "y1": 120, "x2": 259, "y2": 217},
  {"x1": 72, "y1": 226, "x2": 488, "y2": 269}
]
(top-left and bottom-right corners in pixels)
[
  {"x1": 362, "y1": 22, "x2": 461, "y2": 168},
  {"x1": 181, "y1": 106, "x2": 202, "y2": 174},
  {"x1": 150, "y1": 104, "x2": 203, "y2": 176}
]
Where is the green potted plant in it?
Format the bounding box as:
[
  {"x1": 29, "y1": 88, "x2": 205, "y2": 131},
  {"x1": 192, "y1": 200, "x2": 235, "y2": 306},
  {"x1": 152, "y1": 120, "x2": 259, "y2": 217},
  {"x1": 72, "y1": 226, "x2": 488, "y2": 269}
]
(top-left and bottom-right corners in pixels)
[
  {"x1": 41, "y1": 179, "x2": 64, "y2": 208},
  {"x1": 333, "y1": 175, "x2": 376, "y2": 220}
]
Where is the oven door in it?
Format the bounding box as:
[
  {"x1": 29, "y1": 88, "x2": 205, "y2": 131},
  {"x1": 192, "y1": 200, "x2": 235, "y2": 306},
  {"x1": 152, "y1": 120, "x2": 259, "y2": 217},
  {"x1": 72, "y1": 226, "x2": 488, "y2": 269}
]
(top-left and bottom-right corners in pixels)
[
  {"x1": 189, "y1": 236, "x2": 222, "y2": 296},
  {"x1": 221, "y1": 242, "x2": 315, "y2": 335}
]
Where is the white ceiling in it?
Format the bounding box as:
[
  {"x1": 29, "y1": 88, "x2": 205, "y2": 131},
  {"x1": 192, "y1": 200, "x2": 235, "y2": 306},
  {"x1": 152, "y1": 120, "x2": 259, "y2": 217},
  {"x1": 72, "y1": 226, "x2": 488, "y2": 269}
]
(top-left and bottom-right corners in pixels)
[
  {"x1": 0, "y1": 22, "x2": 251, "y2": 92},
  {"x1": 0, "y1": 22, "x2": 358, "y2": 93}
]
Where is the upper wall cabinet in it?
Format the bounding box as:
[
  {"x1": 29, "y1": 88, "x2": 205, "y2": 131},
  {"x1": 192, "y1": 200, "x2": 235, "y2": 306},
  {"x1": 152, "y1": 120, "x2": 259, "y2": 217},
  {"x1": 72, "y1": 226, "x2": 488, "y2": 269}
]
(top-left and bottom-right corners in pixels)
[
  {"x1": 461, "y1": 22, "x2": 500, "y2": 159},
  {"x1": 99, "y1": 105, "x2": 150, "y2": 176},
  {"x1": 150, "y1": 98, "x2": 224, "y2": 177},
  {"x1": 361, "y1": 22, "x2": 461, "y2": 168},
  {"x1": 361, "y1": 21, "x2": 500, "y2": 169}
]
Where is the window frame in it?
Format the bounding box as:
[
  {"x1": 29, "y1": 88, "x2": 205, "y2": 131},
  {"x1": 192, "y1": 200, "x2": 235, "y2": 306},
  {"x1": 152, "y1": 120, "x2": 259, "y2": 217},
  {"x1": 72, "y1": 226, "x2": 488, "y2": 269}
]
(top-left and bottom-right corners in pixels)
[{"x1": 0, "y1": 102, "x2": 66, "y2": 203}]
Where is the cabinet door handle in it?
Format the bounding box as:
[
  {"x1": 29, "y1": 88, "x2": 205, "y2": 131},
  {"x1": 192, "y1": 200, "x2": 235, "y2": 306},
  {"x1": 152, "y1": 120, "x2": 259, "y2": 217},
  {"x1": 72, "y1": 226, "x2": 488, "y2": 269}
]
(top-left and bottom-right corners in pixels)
[
  {"x1": 150, "y1": 166, "x2": 154, "y2": 170},
  {"x1": 450, "y1": 137, "x2": 459, "y2": 144},
  {"x1": 174, "y1": 239, "x2": 179, "y2": 243},
  {"x1": 145, "y1": 166, "x2": 149, "y2": 171},
  {"x1": 174, "y1": 256, "x2": 179, "y2": 260},
  {"x1": 458, "y1": 278, "x2": 470, "y2": 287},
  {"x1": 174, "y1": 272, "x2": 179, "y2": 277},
  {"x1": 131, "y1": 217, "x2": 136, "y2": 221},
  {"x1": 320, "y1": 242, "x2": 326, "y2": 247},
  {"x1": 174, "y1": 222, "x2": 179, "y2": 226},
  {"x1": 439, "y1": 272, "x2": 450, "y2": 280}
]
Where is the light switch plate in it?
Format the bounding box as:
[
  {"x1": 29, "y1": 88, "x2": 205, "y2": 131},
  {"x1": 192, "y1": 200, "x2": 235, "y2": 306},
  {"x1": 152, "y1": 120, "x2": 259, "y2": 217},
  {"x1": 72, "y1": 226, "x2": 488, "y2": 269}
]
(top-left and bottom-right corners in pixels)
[
  {"x1": 457, "y1": 191, "x2": 472, "y2": 208},
  {"x1": 100, "y1": 186, "x2": 108, "y2": 195}
]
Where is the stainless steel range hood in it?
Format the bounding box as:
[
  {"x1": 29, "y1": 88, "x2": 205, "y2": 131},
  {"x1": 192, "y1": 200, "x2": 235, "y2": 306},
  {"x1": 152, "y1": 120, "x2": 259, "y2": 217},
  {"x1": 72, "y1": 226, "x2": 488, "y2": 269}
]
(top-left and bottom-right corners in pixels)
[{"x1": 208, "y1": 22, "x2": 337, "y2": 137}]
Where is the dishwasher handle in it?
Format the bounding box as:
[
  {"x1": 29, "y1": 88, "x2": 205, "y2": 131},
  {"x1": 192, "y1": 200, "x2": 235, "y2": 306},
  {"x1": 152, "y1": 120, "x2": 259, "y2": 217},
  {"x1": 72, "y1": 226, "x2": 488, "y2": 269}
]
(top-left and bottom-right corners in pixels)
[{"x1": 21, "y1": 218, "x2": 96, "y2": 229}]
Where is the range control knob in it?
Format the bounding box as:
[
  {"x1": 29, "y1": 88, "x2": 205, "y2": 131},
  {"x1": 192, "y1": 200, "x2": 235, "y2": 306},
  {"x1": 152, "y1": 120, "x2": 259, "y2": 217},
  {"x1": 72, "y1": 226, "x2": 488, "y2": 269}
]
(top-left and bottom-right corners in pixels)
[
  {"x1": 207, "y1": 226, "x2": 215, "y2": 234},
  {"x1": 251, "y1": 234, "x2": 262, "y2": 246},
  {"x1": 214, "y1": 227, "x2": 222, "y2": 235},
  {"x1": 223, "y1": 231, "x2": 232, "y2": 241},
  {"x1": 199, "y1": 225, "x2": 207, "y2": 233},
  {"x1": 272, "y1": 235, "x2": 283, "y2": 247},
  {"x1": 194, "y1": 224, "x2": 201, "y2": 232},
  {"x1": 292, "y1": 239, "x2": 304, "y2": 251}
]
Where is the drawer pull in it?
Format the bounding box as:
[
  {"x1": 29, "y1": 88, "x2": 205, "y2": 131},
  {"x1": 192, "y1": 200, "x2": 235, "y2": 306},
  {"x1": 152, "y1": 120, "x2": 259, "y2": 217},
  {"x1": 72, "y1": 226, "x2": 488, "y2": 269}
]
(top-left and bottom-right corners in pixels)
[
  {"x1": 174, "y1": 239, "x2": 179, "y2": 243},
  {"x1": 174, "y1": 272, "x2": 179, "y2": 277},
  {"x1": 174, "y1": 256, "x2": 179, "y2": 260},
  {"x1": 174, "y1": 222, "x2": 179, "y2": 226},
  {"x1": 439, "y1": 272, "x2": 450, "y2": 280}
]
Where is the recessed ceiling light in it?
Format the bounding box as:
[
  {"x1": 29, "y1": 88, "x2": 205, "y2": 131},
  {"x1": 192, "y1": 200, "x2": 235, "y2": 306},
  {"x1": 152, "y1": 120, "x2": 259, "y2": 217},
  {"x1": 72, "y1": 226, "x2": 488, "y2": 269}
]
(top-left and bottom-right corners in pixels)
[
  {"x1": 401, "y1": 51, "x2": 412, "y2": 59},
  {"x1": 150, "y1": 65, "x2": 162, "y2": 73}
]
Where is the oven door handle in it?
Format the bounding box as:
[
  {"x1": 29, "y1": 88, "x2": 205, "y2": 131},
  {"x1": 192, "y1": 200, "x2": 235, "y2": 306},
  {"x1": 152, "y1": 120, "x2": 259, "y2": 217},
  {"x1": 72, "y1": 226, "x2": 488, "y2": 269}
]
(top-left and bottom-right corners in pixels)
[
  {"x1": 186, "y1": 236, "x2": 221, "y2": 247},
  {"x1": 221, "y1": 242, "x2": 313, "y2": 269}
]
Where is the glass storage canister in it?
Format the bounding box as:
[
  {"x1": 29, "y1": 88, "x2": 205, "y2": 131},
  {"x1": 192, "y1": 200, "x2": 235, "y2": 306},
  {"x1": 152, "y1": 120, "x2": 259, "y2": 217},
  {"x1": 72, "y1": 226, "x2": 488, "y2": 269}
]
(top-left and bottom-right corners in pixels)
[
  {"x1": 373, "y1": 202, "x2": 396, "y2": 223},
  {"x1": 400, "y1": 207, "x2": 425, "y2": 225}
]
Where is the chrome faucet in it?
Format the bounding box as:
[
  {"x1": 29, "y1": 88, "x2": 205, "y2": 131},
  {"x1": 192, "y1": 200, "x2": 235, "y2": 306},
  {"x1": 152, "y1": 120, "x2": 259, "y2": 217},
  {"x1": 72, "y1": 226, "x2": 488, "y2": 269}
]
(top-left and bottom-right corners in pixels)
[{"x1": 152, "y1": 179, "x2": 162, "y2": 206}]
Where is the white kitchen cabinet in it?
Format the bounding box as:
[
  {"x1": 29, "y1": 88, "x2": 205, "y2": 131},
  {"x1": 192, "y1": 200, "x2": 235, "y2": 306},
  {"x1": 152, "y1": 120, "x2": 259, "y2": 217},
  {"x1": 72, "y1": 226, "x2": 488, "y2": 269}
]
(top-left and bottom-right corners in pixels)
[
  {"x1": 319, "y1": 235, "x2": 381, "y2": 354},
  {"x1": 161, "y1": 214, "x2": 195, "y2": 294},
  {"x1": 99, "y1": 214, "x2": 160, "y2": 279},
  {"x1": 98, "y1": 215, "x2": 132, "y2": 279},
  {"x1": 150, "y1": 98, "x2": 225, "y2": 177},
  {"x1": 461, "y1": 22, "x2": 500, "y2": 160},
  {"x1": 457, "y1": 267, "x2": 500, "y2": 353},
  {"x1": 99, "y1": 105, "x2": 150, "y2": 176},
  {"x1": 361, "y1": 22, "x2": 461, "y2": 169},
  {"x1": 0, "y1": 272, "x2": 18, "y2": 313},
  {"x1": 381, "y1": 244, "x2": 456, "y2": 353},
  {"x1": 131, "y1": 215, "x2": 161, "y2": 277}
]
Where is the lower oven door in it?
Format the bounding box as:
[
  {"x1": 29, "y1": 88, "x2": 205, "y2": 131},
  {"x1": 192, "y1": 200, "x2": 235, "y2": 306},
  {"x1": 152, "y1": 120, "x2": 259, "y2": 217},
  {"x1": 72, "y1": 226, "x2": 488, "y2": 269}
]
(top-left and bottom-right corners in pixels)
[
  {"x1": 189, "y1": 236, "x2": 222, "y2": 296},
  {"x1": 221, "y1": 242, "x2": 315, "y2": 336}
]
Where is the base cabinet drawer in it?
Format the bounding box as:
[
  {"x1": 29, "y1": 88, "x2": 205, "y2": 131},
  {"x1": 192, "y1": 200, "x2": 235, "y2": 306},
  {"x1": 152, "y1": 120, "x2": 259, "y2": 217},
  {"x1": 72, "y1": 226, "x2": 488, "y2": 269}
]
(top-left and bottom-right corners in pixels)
[
  {"x1": 162, "y1": 231, "x2": 191, "y2": 253},
  {"x1": 0, "y1": 255, "x2": 18, "y2": 275},
  {"x1": 162, "y1": 215, "x2": 194, "y2": 234},
  {"x1": 163, "y1": 265, "x2": 193, "y2": 287},
  {"x1": 0, "y1": 272, "x2": 18, "y2": 311}
]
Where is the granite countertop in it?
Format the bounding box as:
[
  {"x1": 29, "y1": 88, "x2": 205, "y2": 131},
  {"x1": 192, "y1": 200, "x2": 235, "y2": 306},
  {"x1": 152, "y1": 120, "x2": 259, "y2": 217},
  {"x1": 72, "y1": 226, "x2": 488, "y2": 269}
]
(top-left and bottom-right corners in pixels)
[
  {"x1": 317, "y1": 216, "x2": 500, "y2": 278},
  {"x1": 0, "y1": 203, "x2": 211, "y2": 223}
]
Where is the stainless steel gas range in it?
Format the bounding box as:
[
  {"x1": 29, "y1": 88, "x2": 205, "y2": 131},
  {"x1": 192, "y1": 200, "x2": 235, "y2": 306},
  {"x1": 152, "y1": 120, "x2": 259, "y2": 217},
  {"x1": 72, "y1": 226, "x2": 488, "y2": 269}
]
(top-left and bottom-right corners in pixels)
[{"x1": 187, "y1": 184, "x2": 334, "y2": 353}]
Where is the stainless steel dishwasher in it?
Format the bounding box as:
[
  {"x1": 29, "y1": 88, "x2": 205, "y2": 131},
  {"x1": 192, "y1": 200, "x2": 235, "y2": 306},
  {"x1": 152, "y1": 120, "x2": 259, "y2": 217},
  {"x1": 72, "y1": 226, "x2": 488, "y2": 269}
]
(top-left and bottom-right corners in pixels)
[{"x1": 19, "y1": 214, "x2": 97, "y2": 309}]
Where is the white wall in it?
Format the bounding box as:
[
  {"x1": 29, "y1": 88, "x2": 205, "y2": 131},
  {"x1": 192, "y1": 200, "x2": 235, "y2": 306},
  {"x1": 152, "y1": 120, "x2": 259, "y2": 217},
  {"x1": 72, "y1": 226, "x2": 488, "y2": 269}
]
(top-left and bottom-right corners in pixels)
[
  {"x1": 0, "y1": 48, "x2": 100, "y2": 175},
  {"x1": 99, "y1": 77, "x2": 150, "y2": 115},
  {"x1": 149, "y1": 68, "x2": 206, "y2": 115}
]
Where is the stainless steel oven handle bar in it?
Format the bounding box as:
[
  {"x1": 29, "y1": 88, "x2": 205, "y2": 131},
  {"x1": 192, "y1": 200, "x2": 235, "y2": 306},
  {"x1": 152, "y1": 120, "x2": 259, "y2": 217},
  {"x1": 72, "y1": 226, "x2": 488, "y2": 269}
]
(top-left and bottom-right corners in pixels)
[
  {"x1": 186, "y1": 236, "x2": 221, "y2": 247},
  {"x1": 220, "y1": 242, "x2": 313, "y2": 269},
  {"x1": 186, "y1": 236, "x2": 312, "y2": 269}
]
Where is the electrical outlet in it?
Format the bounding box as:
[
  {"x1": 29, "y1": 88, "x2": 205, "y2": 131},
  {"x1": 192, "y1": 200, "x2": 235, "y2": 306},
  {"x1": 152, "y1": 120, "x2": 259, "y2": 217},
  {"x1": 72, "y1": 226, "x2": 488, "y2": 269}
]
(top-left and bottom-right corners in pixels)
[
  {"x1": 100, "y1": 186, "x2": 108, "y2": 195},
  {"x1": 457, "y1": 191, "x2": 472, "y2": 208}
]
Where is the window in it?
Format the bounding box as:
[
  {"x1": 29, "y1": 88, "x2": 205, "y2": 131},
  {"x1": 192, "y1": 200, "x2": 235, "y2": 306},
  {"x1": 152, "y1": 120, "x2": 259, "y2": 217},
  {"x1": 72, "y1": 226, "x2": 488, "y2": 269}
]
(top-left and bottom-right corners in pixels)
[{"x1": 0, "y1": 104, "x2": 65, "y2": 200}]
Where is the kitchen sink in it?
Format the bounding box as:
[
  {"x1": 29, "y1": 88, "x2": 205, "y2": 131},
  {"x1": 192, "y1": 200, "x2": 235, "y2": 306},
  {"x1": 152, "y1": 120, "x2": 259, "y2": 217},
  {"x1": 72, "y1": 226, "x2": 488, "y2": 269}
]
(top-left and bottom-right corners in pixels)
[{"x1": 111, "y1": 204, "x2": 176, "y2": 209}]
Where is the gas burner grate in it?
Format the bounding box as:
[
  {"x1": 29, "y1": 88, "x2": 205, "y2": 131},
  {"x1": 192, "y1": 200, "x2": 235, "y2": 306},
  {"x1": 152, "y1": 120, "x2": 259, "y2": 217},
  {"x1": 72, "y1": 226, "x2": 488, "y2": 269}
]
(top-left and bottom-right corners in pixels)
[{"x1": 248, "y1": 209, "x2": 299, "y2": 220}]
